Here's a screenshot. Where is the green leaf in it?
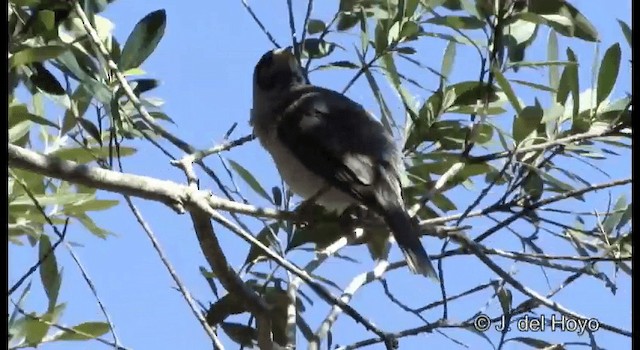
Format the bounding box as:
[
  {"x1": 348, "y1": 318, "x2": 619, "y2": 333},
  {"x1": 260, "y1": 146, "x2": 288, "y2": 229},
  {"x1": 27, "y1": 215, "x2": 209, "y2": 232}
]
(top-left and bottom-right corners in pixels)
[
  {"x1": 602, "y1": 195, "x2": 627, "y2": 235},
  {"x1": 510, "y1": 79, "x2": 556, "y2": 93},
  {"x1": 314, "y1": 60, "x2": 359, "y2": 70},
  {"x1": 399, "y1": 20, "x2": 420, "y2": 40},
  {"x1": 541, "y1": 102, "x2": 564, "y2": 137},
  {"x1": 513, "y1": 105, "x2": 543, "y2": 144},
  {"x1": 39, "y1": 235, "x2": 61, "y2": 311},
  {"x1": 540, "y1": 171, "x2": 576, "y2": 196},
  {"x1": 526, "y1": 0, "x2": 599, "y2": 42},
  {"x1": 73, "y1": 213, "x2": 112, "y2": 238},
  {"x1": 30, "y1": 64, "x2": 65, "y2": 95},
  {"x1": 24, "y1": 316, "x2": 49, "y2": 346},
  {"x1": 441, "y1": 41, "x2": 456, "y2": 81},
  {"x1": 130, "y1": 78, "x2": 161, "y2": 96},
  {"x1": 563, "y1": 48, "x2": 584, "y2": 132},
  {"x1": 506, "y1": 337, "x2": 553, "y2": 348},
  {"x1": 147, "y1": 111, "x2": 175, "y2": 124},
  {"x1": 54, "y1": 322, "x2": 110, "y2": 340},
  {"x1": 9, "y1": 282, "x2": 32, "y2": 327},
  {"x1": 374, "y1": 20, "x2": 389, "y2": 55},
  {"x1": 615, "y1": 204, "x2": 632, "y2": 232},
  {"x1": 52, "y1": 146, "x2": 136, "y2": 164},
  {"x1": 355, "y1": 50, "x2": 394, "y2": 133},
  {"x1": 406, "y1": 89, "x2": 443, "y2": 151},
  {"x1": 10, "y1": 45, "x2": 67, "y2": 68},
  {"x1": 221, "y1": 322, "x2": 257, "y2": 347},
  {"x1": 306, "y1": 19, "x2": 326, "y2": 34},
  {"x1": 119, "y1": 9, "x2": 166, "y2": 70},
  {"x1": 492, "y1": 68, "x2": 522, "y2": 114},
  {"x1": 10, "y1": 104, "x2": 58, "y2": 128},
  {"x1": 64, "y1": 199, "x2": 119, "y2": 213},
  {"x1": 547, "y1": 29, "x2": 560, "y2": 93},
  {"x1": 617, "y1": 20, "x2": 631, "y2": 47},
  {"x1": 77, "y1": 118, "x2": 102, "y2": 145},
  {"x1": 336, "y1": 12, "x2": 359, "y2": 31},
  {"x1": 55, "y1": 47, "x2": 99, "y2": 86},
  {"x1": 63, "y1": 86, "x2": 92, "y2": 134},
  {"x1": 9, "y1": 120, "x2": 32, "y2": 144},
  {"x1": 420, "y1": 120, "x2": 467, "y2": 150},
  {"x1": 299, "y1": 38, "x2": 336, "y2": 59},
  {"x1": 380, "y1": 52, "x2": 418, "y2": 122},
  {"x1": 431, "y1": 192, "x2": 457, "y2": 212},
  {"x1": 447, "y1": 105, "x2": 506, "y2": 115},
  {"x1": 496, "y1": 286, "x2": 512, "y2": 320},
  {"x1": 523, "y1": 172, "x2": 543, "y2": 199},
  {"x1": 596, "y1": 43, "x2": 621, "y2": 107},
  {"x1": 396, "y1": 46, "x2": 416, "y2": 54},
  {"x1": 446, "y1": 81, "x2": 500, "y2": 107},
  {"x1": 244, "y1": 223, "x2": 280, "y2": 266},
  {"x1": 426, "y1": 15, "x2": 485, "y2": 30},
  {"x1": 508, "y1": 60, "x2": 574, "y2": 69},
  {"x1": 271, "y1": 187, "x2": 282, "y2": 207},
  {"x1": 228, "y1": 160, "x2": 272, "y2": 203},
  {"x1": 473, "y1": 123, "x2": 494, "y2": 144},
  {"x1": 504, "y1": 19, "x2": 537, "y2": 46}
]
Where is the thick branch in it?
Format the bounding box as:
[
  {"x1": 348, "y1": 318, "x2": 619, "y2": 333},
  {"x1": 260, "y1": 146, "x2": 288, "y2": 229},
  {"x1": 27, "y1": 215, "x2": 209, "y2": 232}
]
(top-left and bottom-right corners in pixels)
[
  {"x1": 8, "y1": 144, "x2": 388, "y2": 341},
  {"x1": 468, "y1": 128, "x2": 624, "y2": 163},
  {"x1": 8, "y1": 144, "x2": 287, "y2": 219}
]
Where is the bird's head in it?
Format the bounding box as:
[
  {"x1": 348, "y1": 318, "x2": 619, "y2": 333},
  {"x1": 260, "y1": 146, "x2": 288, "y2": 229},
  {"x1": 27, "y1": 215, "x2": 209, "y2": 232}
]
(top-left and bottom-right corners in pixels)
[{"x1": 253, "y1": 47, "x2": 307, "y2": 95}]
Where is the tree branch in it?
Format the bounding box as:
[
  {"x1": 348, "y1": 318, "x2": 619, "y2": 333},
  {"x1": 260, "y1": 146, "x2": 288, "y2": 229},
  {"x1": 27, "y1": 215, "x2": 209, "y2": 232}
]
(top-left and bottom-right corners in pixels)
[{"x1": 8, "y1": 143, "x2": 391, "y2": 343}]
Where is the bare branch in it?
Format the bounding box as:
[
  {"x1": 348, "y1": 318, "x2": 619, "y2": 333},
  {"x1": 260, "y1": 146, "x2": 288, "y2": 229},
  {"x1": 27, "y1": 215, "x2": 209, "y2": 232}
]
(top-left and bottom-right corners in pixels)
[
  {"x1": 312, "y1": 259, "x2": 394, "y2": 350},
  {"x1": 123, "y1": 196, "x2": 225, "y2": 349},
  {"x1": 240, "y1": 0, "x2": 281, "y2": 47},
  {"x1": 176, "y1": 134, "x2": 255, "y2": 165},
  {"x1": 449, "y1": 231, "x2": 631, "y2": 337},
  {"x1": 171, "y1": 156, "x2": 272, "y2": 349},
  {"x1": 286, "y1": 230, "x2": 363, "y2": 348},
  {"x1": 9, "y1": 143, "x2": 288, "y2": 219},
  {"x1": 468, "y1": 129, "x2": 624, "y2": 163}
]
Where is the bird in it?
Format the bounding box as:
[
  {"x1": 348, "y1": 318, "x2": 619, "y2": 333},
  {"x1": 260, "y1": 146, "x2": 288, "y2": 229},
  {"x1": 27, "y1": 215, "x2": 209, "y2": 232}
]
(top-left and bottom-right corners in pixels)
[{"x1": 250, "y1": 47, "x2": 437, "y2": 279}]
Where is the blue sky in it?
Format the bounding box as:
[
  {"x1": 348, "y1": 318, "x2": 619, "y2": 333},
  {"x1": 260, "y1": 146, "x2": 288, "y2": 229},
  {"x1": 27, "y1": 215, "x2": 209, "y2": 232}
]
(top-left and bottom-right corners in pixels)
[{"x1": 9, "y1": 1, "x2": 631, "y2": 349}]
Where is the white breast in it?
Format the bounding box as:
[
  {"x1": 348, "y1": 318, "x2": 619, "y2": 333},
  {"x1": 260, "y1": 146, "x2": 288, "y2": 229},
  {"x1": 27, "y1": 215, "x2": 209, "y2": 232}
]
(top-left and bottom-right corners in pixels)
[{"x1": 252, "y1": 120, "x2": 356, "y2": 213}]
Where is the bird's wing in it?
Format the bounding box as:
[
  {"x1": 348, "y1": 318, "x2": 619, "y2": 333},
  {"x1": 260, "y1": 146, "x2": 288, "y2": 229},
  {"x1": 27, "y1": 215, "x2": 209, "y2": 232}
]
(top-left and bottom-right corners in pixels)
[{"x1": 276, "y1": 86, "x2": 401, "y2": 206}]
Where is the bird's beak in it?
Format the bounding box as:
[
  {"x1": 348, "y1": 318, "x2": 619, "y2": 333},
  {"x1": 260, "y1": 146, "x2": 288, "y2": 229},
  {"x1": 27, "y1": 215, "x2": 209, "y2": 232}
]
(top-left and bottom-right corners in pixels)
[{"x1": 272, "y1": 46, "x2": 299, "y2": 70}]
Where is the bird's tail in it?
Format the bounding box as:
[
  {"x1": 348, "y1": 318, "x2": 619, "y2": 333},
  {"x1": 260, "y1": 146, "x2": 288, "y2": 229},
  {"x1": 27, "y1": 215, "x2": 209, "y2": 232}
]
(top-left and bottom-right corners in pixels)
[{"x1": 381, "y1": 205, "x2": 438, "y2": 280}]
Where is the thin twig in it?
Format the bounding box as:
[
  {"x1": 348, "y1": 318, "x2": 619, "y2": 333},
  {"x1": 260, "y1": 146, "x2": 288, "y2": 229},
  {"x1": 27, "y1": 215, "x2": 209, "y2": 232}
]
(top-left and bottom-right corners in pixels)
[
  {"x1": 299, "y1": 0, "x2": 314, "y2": 48},
  {"x1": 123, "y1": 196, "x2": 224, "y2": 349},
  {"x1": 468, "y1": 128, "x2": 623, "y2": 163},
  {"x1": 286, "y1": 231, "x2": 362, "y2": 348},
  {"x1": 8, "y1": 212, "x2": 68, "y2": 296},
  {"x1": 9, "y1": 173, "x2": 121, "y2": 347},
  {"x1": 312, "y1": 259, "x2": 394, "y2": 350},
  {"x1": 10, "y1": 301, "x2": 131, "y2": 350},
  {"x1": 449, "y1": 231, "x2": 631, "y2": 337},
  {"x1": 177, "y1": 134, "x2": 255, "y2": 165},
  {"x1": 286, "y1": 0, "x2": 299, "y2": 61},
  {"x1": 240, "y1": 0, "x2": 280, "y2": 47}
]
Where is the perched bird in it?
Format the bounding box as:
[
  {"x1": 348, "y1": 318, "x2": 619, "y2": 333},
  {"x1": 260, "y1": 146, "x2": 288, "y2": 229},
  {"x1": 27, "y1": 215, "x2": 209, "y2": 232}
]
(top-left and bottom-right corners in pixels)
[{"x1": 250, "y1": 47, "x2": 437, "y2": 278}]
